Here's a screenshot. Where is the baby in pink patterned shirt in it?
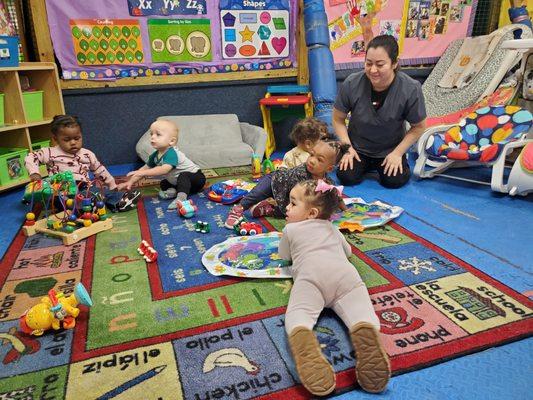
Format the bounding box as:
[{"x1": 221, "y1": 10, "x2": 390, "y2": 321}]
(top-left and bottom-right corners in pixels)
[{"x1": 24, "y1": 115, "x2": 140, "y2": 212}]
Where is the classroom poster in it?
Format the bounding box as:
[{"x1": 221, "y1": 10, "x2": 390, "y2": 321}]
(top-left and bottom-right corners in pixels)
[
  {"x1": 44, "y1": 0, "x2": 297, "y2": 81},
  {"x1": 70, "y1": 19, "x2": 144, "y2": 65},
  {"x1": 148, "y1": 19, "x2": 212, "y2": 62},
  {"x1": 326, "y1": 0, "x2": 478, "y2": 70},
  {"x1": 219, "y1": 1, "x2": 290, "y2": 59}
]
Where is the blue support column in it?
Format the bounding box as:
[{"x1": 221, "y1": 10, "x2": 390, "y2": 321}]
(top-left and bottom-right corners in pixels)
[{"x1": 303, "y1": 0, "x2": 338, "y2": 132}]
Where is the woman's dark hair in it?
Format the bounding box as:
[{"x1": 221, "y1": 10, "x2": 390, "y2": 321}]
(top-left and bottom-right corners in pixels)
[
  {"x1": 289, "y1": 117, "x2": 329, "y2": 145},
  {"x1": 366, "y1": 34, "x2": 400, "y2": 71},
  {"x1": 296, "y1": 179, "x2": 341, "y2": 220},
  {"x1": 51, "y1": 115, "x2": 81, "y2": 135},
  {"x1": 321, "y1": 137, "x2": 351, "y2": 164}
]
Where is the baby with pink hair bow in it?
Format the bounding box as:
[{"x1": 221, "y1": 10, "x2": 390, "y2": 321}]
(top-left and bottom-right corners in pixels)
[{"x1": 278, "y1": 179, "x2": 390, "y2": 397}]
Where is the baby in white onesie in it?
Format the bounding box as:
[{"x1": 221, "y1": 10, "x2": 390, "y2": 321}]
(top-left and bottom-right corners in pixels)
[{"x1": 278, "y1": 179, "x2": 390, "y2": 396}]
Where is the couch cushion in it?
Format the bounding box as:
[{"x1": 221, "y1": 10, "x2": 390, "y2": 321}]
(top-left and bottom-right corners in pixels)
[
  {"x1": 158, "y1": 114, "x2": 242, "y2": 147},
  {"x1": 185, "y1": 142, "x2": 253, "y2": 169}
]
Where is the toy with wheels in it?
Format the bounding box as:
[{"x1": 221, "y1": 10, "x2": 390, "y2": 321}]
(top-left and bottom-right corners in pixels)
[
  {"x1": 19, "y1": 283, "x2": 93, "y2": 336},
  {"x1": 207, "y1": 180, "x2": 253, "y2": 205},
  {"x1": 176, "y1": 199, "x2": 197, "y2": 218},
  {"x1": 235, "y1": 221, "x2": 263, "y2": 236}
]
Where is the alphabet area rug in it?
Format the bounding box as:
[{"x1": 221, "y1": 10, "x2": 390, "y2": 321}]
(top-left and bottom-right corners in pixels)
[{"x1": 0, "y1": 167, "x2": 531, "y2": 399}]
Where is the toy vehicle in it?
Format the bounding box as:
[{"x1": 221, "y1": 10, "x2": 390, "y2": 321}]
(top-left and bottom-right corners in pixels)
[
  {"x1": 195, "y1": 220, "x2": 210, "y2": 233},
  {"x1": 19, "y1": 283, "x2": 93, "y2": 336},
  {"x1": 207, "y1": 182, "x2": 248, "y2": 205},
  {"x1": 235, "y1": 221, "x2": 263, "y2": 236},
  {"x1": 176, "y1": 199, "x2": 197, "y2": 218}
]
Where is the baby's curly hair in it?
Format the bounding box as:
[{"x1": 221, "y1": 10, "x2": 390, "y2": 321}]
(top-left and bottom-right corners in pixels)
[
  {"x1": 51, "y1": 115, "x2": 81, "y2": 135},
  {"x1": 296, "y1": 179, "x2": 341, "y2": 220},
  {"x1": 289, "y1": 117, "x2": 329, "y2": 145},
  {"x1": 320, "y1": 138, "x2": 351, "y2": 164}
]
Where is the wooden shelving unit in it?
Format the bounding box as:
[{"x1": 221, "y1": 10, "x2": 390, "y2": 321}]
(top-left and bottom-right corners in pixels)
[{"x1": 0, "y1": 62, "x2": 64, "y2": 192}]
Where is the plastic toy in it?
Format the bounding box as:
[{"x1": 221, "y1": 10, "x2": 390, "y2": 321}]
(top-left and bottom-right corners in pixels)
[
  {"x1": 138, "y1": 240, "x2": 158, "y2": 262},
  {"x1": 22, "y1": 171, "x2": 78, "y2": 205},
  {"x1": 195, "y1": 221, "x2": 210, "y2": 234},
  {"x1": 235, "y1": 221, "x2": 263, "y2": 236},
  {"x1": 261, "y1": 158, "x2": 275, "y2": 174},
  {"x1": 19, "y1": 282, "x2": 93, "y2": 336},
  {"x1": 251, "y1": 153, "x2": 262, "y2": 181},
  {"x1": 207, "y1": 181, "x2": 248, "y2": 205},
  {"x1": 22, "y1": 173, "x2": 113, "y2": 245},
  {"x1": 176, "y1": 199, "x2": 197, "y2": 218}
]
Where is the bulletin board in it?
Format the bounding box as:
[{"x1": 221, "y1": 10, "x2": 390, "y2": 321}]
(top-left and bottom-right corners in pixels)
[
  {"x1": 44, "y1": 0, "x2": 297, "y2": 81},
  {"x1": 326, "y1": 0, "x2": 478, "y2": 70}
]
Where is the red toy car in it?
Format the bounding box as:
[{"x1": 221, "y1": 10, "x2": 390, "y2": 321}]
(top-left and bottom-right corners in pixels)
[{"x1": 235, "y1": 221, "x2": 263, "y2": 236}]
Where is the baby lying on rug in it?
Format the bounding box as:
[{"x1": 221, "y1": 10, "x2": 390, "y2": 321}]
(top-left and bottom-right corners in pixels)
[{"x1": 277, "y1": 179, "x2": 390, "y2": 396}]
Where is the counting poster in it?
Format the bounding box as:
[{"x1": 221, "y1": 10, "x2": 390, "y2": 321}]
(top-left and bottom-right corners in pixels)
[
  {"x1": 219, "y1": 7, "x2": 290, "y2": 59},
  {"x1": 70, "y1": 19, "x2": 144, "y2": 65}
]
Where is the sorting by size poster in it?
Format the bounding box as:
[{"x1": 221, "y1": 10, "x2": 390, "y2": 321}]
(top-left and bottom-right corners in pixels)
[
  {"x1": 148, "y1": 19, "x2": 212, "y2": 62},
  {"x1": 70, "y1": 19, "x2": 144, "y2": 65},
  {"x1": 219, "y1": 0, "x2": 290, "y2": 59}
]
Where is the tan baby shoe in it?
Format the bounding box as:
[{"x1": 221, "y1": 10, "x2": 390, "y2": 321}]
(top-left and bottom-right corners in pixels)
[
  {"x1": 288, "y1": 327, "x2": 336, "y2": 396},
  {"x1": 350, "y1": 322, "x2": 391, "y2": 393}
]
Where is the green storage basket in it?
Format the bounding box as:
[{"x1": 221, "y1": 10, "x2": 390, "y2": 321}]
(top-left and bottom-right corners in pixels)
[
  {"x1": 0, "y1": 147, "x2": 29, "y2": 185},
  {"x1": 22, "y1": 90, "x2": 44, "y2": 122},
  {"x1": 31, "y1": 140, "x2": 51, "y2": 176},
  {"x1": 0, "y1": 93, "x2": 4, "y2": 126},
  {"x1": 31, "y1": 139, "x2": 50, "y2": 151}
]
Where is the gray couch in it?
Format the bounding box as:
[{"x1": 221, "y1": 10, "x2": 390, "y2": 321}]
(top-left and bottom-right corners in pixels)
[{"x1": 135, "y1": 114, "x2": 267, "y2": 168}]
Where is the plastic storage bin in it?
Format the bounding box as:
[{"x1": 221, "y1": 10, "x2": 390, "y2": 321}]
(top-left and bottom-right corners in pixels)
[
  {"x1": 31, "y1": 139, "x2": 50, "y2": 151},
  {"x1": 0, "y1": 93, "x2": 4, "y2": 126},
  {"x1": 22, "y1": 91, "x2": 44, "y2": 122},
  {"x1": 0, "y1": 147, "x2": 29, "y2": 185}
]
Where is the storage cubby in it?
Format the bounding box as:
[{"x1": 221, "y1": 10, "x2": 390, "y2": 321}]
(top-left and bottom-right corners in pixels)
[{"x1": 0, "y1": 62, "x2": 64, "y2": 192}]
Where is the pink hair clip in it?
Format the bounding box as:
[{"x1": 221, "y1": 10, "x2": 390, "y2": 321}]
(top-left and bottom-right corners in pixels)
[{"x1": 315, "y1": 179, "x2": 344, "y2": 196}]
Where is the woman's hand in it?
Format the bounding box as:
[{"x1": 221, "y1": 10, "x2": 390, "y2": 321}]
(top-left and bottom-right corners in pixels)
[
  {"x1": 339, "y1": 146, "x2": 360, "y2": 171},
  {"x1": 381, "y1": 152, "x2": 403, "y2": 177}
]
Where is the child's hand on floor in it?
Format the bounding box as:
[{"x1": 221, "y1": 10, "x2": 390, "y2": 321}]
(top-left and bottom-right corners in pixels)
[{"x1": 29, "y1": 173, "x2": 42, "y2": 182}]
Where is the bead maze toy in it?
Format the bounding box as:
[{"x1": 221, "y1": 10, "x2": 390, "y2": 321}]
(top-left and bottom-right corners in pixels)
[
  {"x1": 22, "y1": 172, "x2": 113, "y2": 245},
  {"x1": 19, "y1": 282, "x2": 93, "y2": 336}
]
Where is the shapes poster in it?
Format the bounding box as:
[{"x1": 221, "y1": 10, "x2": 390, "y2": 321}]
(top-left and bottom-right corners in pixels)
[
  {"x1": 128, "y1": 0, "x2": 207, "y2": 16},
  {"x1": 70, "y1": 19, "x2": 144, "y2": 65},
  {"x1": 219, "y1": 0, "x2": 290, "y2": 59},
  {"x1": 148, "y1": 19, "x2": 212, "y2": 62}
]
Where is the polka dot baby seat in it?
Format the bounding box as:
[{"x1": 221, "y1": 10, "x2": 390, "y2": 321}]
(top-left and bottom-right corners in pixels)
[{"x1": 425, "y1": 106, "x2": 533, "y2": 162}]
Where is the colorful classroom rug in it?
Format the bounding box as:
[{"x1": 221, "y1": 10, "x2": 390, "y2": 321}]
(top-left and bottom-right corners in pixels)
[{"x1": 0, "y1": 167, "x2": 532, "y2": 399}]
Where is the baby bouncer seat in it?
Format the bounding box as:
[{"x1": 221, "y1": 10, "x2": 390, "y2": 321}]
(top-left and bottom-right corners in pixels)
[
  {"x1": 414, "y1": 104, "x2": 533, "y2": 195},
  {"x1": 415, "y1": 33, "x2": 533, "y2": 196}
]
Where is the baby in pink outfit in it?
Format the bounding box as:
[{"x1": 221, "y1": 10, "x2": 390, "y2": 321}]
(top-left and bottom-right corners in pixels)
[
  {"x1": 24, "y1": 115, "x2": 140, "y2": 212},
  {"x1": 278, "y1": 179, "x2": 390, "y2": 396}
]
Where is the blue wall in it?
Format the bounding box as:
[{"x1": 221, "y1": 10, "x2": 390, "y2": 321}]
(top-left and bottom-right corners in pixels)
[{"x1": 63, "y1": 69, "x2": 431, "y2": 166}]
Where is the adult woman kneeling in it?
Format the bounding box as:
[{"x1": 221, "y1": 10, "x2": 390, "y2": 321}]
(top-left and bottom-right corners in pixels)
[{"x1": 333, "y1": 35, "x2": 427, "y2": 188}]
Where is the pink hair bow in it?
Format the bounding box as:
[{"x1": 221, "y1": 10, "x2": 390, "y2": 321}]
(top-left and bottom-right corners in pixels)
[{"x1": 315, "y1": 179, "x2": 343, "y2": 196}]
